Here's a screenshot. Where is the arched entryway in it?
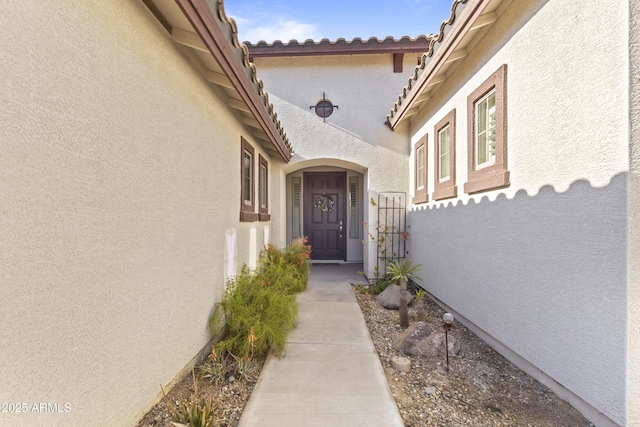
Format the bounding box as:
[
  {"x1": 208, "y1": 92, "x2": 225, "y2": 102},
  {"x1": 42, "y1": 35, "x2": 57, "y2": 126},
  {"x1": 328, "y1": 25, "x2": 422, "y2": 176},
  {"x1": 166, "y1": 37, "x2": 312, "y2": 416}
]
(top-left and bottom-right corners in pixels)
[{"x1": 286, "y1": 162, "x2": 366, "y2": 262}]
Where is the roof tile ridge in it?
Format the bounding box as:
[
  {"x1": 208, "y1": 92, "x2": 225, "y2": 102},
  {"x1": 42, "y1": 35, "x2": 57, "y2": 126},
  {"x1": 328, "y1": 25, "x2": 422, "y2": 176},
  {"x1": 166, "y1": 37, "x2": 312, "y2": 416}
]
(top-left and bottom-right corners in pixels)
[
  {"x1": 387, "y1": 0, "x2": 468, "y2": 125},
  {"x1": 216, "y1": 0, "x2": 293, "y2": 154},
  {"x1": 216, "y1": 0, "x2": 242, "y2": 49},
  {"x1": 247, "y1": 35, "x2": 435, "y2": 48}
]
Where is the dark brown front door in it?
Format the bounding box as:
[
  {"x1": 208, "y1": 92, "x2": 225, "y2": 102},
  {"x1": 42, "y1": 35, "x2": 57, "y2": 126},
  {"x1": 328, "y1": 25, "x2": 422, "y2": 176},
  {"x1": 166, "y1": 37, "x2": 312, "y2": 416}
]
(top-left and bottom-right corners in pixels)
[{"x1": 304, "y1": 172, "x2": 346, "y2": 260}]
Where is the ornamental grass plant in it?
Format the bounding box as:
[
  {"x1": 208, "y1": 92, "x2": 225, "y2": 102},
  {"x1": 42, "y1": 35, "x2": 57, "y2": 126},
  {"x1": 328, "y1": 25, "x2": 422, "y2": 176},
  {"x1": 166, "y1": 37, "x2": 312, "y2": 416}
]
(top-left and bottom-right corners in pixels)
[
  {"x1": 208, "y1": 238, "x2": 311, "y2": 359},
  {"x1": 261, "y1": 238, "x2": 311, "y2": 290},
  {"x1": 210, "y1": 268, "x2": 296, "y2": 358}
]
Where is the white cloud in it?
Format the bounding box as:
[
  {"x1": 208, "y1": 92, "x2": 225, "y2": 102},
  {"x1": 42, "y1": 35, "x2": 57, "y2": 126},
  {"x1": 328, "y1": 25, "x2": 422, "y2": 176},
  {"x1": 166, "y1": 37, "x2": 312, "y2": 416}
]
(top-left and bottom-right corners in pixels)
[
  {"x1": 237, "y1": 18, "x2": 320, "y2": 43},
  {"x1": 230, "y1": 16, "x2": 252, "y2": 28}
]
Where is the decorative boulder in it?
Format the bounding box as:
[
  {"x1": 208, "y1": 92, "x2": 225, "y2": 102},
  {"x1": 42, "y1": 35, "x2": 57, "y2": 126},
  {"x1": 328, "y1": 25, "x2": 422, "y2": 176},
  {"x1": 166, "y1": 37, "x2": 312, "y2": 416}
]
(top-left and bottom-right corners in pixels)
[
  {"x1": 393, "y1": 321, "x2": 435, "y2": 352},
  {"x1": 392, "y1": 321, "x2": 460, "y2": 358},
  {"x1": 376, "y1": 284, "x2": 414, "y2": 310}
]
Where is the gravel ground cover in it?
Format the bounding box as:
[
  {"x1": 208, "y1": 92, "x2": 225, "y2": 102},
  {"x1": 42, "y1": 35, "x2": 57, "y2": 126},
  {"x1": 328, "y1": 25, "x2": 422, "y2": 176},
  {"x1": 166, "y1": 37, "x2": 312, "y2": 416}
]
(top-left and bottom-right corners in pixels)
[
  {"x1": 354, "y1": 285, "x2": 593, "y2": 427},
  {"x1": 137, "y1": 284, "x2": 593, "y2": 427}
]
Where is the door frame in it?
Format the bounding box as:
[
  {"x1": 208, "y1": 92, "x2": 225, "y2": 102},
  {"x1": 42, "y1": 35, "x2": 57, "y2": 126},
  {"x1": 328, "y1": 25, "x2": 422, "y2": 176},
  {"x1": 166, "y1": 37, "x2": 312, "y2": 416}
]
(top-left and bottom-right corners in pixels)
[{"x1": 303, "y1": 171, "x2": 347, "y2": 261}]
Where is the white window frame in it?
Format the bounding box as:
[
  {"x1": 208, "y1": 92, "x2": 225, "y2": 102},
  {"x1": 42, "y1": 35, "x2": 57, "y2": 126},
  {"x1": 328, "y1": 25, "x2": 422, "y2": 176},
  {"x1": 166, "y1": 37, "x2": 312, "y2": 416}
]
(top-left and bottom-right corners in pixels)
[
  {"x1": 433, "y1": 109, "x2": 457, "y2": 201},
  {"x1": 474, "y1": 89, "x2": 497, "y2": 170},
  {"x1": 240, "y1": 137, "x2": 258, "y2": 222},
  {"x1": 438, "y1": 124, "x2": 451, "y2": 182},
  {"x1": 412, "y1": 135, "x2": 428, "y2": 204},
  {"x1": 416, "y1": 145, "x2": 426, "y2": 190},
  {"x1": 243, "y1": 150, "x2": 253, "y2": 205}
]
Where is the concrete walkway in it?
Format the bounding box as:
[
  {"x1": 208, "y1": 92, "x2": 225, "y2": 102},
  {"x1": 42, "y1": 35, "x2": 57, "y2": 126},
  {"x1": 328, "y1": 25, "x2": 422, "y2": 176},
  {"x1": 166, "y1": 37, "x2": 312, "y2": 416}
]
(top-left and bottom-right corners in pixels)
[{"x1": 238, "y1": 263, "x2": 403, "y2": 427}]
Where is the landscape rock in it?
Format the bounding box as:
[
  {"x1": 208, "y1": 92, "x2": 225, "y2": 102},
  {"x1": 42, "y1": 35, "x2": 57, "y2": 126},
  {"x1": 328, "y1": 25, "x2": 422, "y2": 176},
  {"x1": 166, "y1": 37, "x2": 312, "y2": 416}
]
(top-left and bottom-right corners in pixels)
[
  {"x1": 355, "y1": 289, "x2": 592, "y2": 427},
  {"x1": 376, "y1": 284, "x2": 414, "y2": 310},
  {"x1": 392, "y1": 321, "x2": 460, "y2": 358},
  {"x1": 391, "y1": 356, "x2": 411, "y2": 373},
  {"x1": 412, "y1": 330, "x2": 460, "y2": 358},
  {"x1": 138, "y1": 286, "x2": 593, "y2": 427},
  {"x1": 393, "y1": 321, "x2": 436, "y2": 353}
]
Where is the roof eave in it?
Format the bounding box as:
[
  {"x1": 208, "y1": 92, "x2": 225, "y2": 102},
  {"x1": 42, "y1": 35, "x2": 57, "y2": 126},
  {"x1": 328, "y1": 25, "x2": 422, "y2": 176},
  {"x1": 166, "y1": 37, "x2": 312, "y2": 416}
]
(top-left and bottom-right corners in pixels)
[
  {"x1": 159, "y1": 0, "x2": 292, "y2": 162},
  {"x1": 247, "y1": 36, "x2": 434, "y2": 58},
  {"x1": 180, "y1": 0, "x2": 292, "y2": 161},
  {"x1": 387, "y1": 0, "x2": 501, "y2": 131}
]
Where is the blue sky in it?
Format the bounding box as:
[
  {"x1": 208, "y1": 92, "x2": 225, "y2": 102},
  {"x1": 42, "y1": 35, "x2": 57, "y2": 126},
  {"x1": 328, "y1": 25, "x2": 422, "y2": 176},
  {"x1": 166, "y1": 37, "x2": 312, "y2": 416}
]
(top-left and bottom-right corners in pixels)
[{"x1": 223, "y1": 0, "x2": 455, "y2": 43}]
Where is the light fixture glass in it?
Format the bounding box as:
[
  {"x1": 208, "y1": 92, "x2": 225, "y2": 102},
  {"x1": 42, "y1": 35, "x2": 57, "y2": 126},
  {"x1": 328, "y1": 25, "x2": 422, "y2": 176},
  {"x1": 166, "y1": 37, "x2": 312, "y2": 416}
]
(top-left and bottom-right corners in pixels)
[{"x1": 443, "y1": 312, "x2": 454, "y2": 324}]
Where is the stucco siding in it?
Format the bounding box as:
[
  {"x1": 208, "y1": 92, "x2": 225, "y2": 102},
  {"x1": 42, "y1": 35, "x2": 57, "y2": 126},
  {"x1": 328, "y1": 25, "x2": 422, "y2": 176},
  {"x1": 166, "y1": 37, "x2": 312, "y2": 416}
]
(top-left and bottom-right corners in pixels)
[
  {"x1": 410, "y1": 0, "x2": 628, "y2": 200},
  {"x1": 255, "y1": 54, "x2": 418, "y2": 150},
  {"x1": 0, "y1": 1, "x2": 271, "y2": 426},
  {"x1": 255, "y1": 55, "x2": 411, "y2": 193},
  {"x1": 410, "y1": 178, "x2": 627, "y2": 425},
  {"x1": 628, "y1": 1, "x2": 640, "y2": 425},
  {"x1": 255, "y1": 55, "x2": 413, "y2": 268},
  {"x1": 406, "y1": 0, "x2": 628, "y2": 425}
]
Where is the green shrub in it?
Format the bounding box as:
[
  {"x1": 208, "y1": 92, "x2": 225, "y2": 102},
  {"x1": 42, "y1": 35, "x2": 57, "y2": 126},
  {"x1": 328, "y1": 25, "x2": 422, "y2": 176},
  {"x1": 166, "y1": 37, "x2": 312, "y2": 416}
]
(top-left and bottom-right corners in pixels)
[
  {"x1": 208, "y1": 238, "x2": 311, "y2": 359},
  {"x1": 260, "y1": 238, "x2": 310, "y2": 291},
  {"x1": 210, "y1": 268, "x2": 296, "y2": 358},
  {"x1": 367, "y1": 274, "x2": 395, "y2": 295},
  {"x1": 258, "y1": 256, "x2": 306, "y2": 295}
]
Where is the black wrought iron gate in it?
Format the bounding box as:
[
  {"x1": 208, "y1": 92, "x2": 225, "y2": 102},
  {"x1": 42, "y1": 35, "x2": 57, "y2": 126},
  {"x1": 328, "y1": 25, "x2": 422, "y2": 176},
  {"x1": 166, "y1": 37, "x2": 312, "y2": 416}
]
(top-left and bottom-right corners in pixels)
[{"x1": 376, "y1": 192, "x2": 408, "y2": 275}]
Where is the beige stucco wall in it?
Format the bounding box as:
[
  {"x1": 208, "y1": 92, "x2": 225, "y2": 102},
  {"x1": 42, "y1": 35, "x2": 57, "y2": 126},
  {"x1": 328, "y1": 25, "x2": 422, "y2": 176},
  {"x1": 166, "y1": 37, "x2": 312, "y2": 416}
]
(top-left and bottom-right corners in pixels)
[
  {"x1": 0, "y1": 1, "x2": 273, "y2": 426},
  {"x1": 255, "y1": 54, "x2": 415, "y2": 271},
  {"x1": 405, "y1": 0, "x2": 628, "y2": 425},
  {"x1": 628, "y1": 2, "x2": 640, "y2": 425}
]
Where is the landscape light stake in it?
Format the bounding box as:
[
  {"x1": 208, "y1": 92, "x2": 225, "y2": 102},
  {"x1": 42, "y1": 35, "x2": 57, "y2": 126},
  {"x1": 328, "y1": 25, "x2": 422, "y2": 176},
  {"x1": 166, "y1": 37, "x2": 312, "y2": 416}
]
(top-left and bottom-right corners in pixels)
[{"x1": 443, "y1": 312, "x2": 454, "y2": 372}]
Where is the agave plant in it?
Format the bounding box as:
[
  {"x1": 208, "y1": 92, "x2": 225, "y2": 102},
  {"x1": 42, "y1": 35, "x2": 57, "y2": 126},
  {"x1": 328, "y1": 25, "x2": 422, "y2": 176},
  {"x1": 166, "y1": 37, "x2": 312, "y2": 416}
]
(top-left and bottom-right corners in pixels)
[
  {"x1": 387, "y1": 259, "x2": 422, "y2": 328},
  {"x1": 414, "y1": 289, "x2": 427, "y2": 322},
  {"x1": 162, "y1": 369, "x2": 216, "y2": 427}
]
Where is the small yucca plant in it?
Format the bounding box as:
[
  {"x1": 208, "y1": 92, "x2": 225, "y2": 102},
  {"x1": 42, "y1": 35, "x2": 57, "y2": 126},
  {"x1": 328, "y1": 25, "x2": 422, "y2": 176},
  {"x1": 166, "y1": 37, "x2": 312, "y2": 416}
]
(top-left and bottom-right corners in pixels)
[
  {"x1": 387, "y1": 259, "x2": 422, "y2": 328},
  {"x1": 170, "y1": 397, "x2": 215, "y2": 427},
  {"x1": 200, "y1": 346, "x2": 227, "y2": 386},
  {"x1": 414, "y1": 289, "x2": 427, "y2": 322},
  {"x1": 162, "y1": 369, "x2": 216, "y2": 427}
]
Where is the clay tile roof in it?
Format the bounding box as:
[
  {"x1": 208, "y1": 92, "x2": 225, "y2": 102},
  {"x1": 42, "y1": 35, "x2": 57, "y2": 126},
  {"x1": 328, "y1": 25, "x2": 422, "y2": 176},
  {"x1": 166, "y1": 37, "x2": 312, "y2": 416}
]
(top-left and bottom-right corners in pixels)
[
  {"x1": 215, "y1": 0, "x2": 293, "y2": 158},
  {"x1": 247, "y1": 35, "x2": 436, "y2": 57},
  {"x1": 148, "y1": 0, "x2": 293, "y2": 161},
  {"x1": 386, "y1": 0, "x2": 469, "y2": 128}
]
